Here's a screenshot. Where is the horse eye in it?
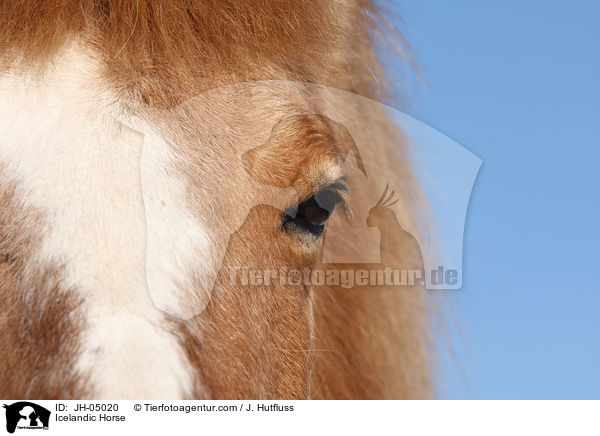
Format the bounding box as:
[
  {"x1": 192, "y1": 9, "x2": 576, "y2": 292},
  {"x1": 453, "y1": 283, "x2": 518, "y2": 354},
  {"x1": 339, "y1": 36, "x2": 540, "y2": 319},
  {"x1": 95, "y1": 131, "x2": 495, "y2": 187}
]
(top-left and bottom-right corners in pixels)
[{"x1": 282, "y1": 187, "x2": 343, "y2": 237}]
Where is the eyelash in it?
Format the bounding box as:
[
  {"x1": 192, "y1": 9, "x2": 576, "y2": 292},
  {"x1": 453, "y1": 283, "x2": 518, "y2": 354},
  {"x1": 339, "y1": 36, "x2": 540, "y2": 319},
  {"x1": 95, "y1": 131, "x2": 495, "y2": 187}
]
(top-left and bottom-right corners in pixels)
[{"x1": 281, "y1": 184, "x2": 345, "y2": 237}]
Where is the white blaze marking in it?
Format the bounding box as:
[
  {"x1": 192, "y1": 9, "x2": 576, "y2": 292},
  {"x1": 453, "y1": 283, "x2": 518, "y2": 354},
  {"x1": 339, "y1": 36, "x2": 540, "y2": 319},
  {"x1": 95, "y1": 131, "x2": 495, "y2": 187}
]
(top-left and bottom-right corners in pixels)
[
  {"x1": 0, "y1": 46, "x2": 202, "y2": 398},
  {"x1": 135, "y1": 126, "x2": 215, "y2": 320}
]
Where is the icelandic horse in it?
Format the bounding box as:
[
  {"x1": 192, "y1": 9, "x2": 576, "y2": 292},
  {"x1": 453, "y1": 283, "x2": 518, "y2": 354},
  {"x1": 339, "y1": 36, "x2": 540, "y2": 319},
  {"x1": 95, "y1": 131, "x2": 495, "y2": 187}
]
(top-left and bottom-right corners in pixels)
[{"x1": 0, "y1": 1, "x2": 431, "y2": 399}]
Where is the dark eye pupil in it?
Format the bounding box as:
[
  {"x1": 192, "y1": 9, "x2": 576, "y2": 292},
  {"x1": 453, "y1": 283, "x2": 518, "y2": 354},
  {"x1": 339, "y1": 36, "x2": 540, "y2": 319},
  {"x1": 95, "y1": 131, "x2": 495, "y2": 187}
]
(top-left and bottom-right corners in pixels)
[
  {"x1": 282, "y1": 189, "x2": 341, "y2": 236},
  {"x1": 299, "y1": 196, "x2": 331, "y2": 226}
]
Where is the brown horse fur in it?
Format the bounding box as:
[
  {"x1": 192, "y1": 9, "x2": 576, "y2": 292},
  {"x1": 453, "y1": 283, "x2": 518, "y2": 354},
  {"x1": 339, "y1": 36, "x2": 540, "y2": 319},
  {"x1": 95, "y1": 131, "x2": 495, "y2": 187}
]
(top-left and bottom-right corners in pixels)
[{"x1": 0, "y1": 1, "x2": 432, "y2": 399}]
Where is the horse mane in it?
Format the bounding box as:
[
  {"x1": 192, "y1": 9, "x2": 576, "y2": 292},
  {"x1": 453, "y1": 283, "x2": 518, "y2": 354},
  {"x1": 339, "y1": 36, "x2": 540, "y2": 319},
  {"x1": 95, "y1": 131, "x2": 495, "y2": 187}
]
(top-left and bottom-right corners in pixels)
[{"x1": 0, "y1": 0, "x2": 407, "y2": 106}]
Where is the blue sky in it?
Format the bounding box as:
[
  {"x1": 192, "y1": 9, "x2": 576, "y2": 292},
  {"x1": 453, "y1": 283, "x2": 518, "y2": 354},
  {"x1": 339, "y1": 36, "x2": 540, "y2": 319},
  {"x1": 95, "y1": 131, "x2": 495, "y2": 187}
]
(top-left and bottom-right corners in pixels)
[{"x1": 393, "y1": 1, "x2": 600, "y2": 398}]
